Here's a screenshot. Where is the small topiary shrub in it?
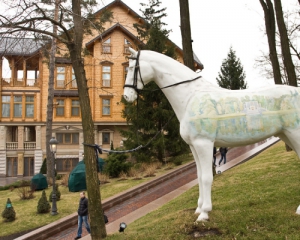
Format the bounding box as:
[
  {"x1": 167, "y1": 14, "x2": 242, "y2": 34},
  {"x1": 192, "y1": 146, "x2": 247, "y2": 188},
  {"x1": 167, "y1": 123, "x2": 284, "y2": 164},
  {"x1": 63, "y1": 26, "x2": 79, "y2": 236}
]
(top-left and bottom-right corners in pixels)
[
  {"x1": 49, "y1": 184, "x2": 61, "y2": 202},
  {"x1": 37, "y1": 190, "x2": 50, "y2": 214},
  {"x1": 2, "y1": 198, "x2": 16, "y2": 222}
]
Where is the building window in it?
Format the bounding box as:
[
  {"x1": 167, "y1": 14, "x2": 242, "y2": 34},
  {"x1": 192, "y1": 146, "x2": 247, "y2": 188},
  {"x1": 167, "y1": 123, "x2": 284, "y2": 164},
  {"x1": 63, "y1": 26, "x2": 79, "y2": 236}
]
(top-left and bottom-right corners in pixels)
[
  {"x1": 7, "y1": 157, "x2": 18, "y2": 177},
  {"x1": 102, "y1": 66, "x2": 111, "y2": 87},
  {"x1": 71, "y1": 99, "x2": 80, "y2": 116},
  {"x1": 102, "y1": 38, "x2": 111, "y2": 53},
  {"x1": 71, "y1": 68, "x2": 77, "y2": 88},
  {"x1": 56, "y1": 66, "x2": 66, "y2": 88},
  {"x1": 124, "y1": 65, "x2": 128, "y2": 82},
  {"x1": 102, "y1": 132, "x2": 110, "y2": 144},
  {"x1": 24, "y1": 157, "x2": 34, "y2": 176},
  {"x1": 13, "y1": 95, "x2": 22, "y2": 117},
  {"x1": 25, "y1": 96, "x2": 34, "y2": 117},
  {"x1": 124, "y1": 38, "x2": 131, "y2": 54},
  {"x1": 56, "y1": 99, "x2": 65, "y2": 116},
  {"x1": 56, "y1": 158, "x2": 78, "y2": 172},
  {"x1": 1, "y1": 95, "x2": 35, "y2": 118},
  {"x1": 2, "y1": 96, "x2": 10, "y2": 117},
  {"x1": 56, "y1": 133, "x2": 79, "y2": 144},
  {"x1": 102, "y1": 99, "x2": 111, "y2": 115}
]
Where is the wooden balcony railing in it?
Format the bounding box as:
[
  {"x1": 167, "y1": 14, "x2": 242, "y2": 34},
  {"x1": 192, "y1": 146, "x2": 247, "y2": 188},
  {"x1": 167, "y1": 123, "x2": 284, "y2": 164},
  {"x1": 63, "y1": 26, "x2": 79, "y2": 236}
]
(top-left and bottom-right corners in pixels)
[{"x1": 1, "y1": 78, "x2": 38, "y2": 87}]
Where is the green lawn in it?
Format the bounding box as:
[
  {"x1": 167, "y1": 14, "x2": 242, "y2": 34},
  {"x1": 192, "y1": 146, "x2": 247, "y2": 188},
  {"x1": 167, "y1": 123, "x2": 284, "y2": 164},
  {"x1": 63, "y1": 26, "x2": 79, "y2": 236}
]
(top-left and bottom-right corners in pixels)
[
  {"x1": 0, "y1": 156, "x2": 193, "y2": 237},
  {"x1": 106, "y1": 141, "x2": 300, "y2": 240}
]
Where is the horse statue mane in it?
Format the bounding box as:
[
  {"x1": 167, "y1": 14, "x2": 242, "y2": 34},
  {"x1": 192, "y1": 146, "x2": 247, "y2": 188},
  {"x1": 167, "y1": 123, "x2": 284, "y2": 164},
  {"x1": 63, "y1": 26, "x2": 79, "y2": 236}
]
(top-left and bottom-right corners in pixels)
[{"x1": 123, "y1": 48, "x2": 300, "y2": 222}]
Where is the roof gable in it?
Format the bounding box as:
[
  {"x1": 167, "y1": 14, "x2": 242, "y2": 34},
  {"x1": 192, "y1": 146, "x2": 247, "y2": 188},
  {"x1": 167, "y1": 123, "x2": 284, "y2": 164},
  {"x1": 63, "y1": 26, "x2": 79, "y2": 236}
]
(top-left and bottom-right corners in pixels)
[
  {"x1": 94, "y1": 0, "x2": 143, "y2": 22},
  {"x1": 86, "y1": 23, "x2": 142, "y2": 49},
  {"x1": 0, "y1": 37, "x2": 47, "y2": 56}
]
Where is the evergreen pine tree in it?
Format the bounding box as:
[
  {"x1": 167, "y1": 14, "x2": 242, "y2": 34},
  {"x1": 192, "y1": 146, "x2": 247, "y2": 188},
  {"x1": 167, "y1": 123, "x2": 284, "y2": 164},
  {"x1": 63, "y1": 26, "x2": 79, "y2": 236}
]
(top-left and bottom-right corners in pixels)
[
  {"x1": 2, "y1": 198, "x2": 16, "y2": 222},
  {"x1": 216, "y1": 47, "x2": 247, "y2": 90},
  {"x1": 37, "y1": 190, "x2": 50, "y2": 213},
  {"x1": 121, "y1": 0, "x2": 189, "y2": 163},
  {"x1": 40, "y1": 158, "x2": 47, "y2": 174}
]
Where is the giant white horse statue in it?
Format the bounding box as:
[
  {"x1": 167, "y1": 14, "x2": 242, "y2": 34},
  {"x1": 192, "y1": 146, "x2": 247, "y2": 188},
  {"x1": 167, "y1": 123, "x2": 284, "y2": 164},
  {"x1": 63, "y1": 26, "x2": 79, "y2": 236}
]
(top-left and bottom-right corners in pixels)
[{"x1": 123, "y1": 48, "x2": 300, "y2": 221}]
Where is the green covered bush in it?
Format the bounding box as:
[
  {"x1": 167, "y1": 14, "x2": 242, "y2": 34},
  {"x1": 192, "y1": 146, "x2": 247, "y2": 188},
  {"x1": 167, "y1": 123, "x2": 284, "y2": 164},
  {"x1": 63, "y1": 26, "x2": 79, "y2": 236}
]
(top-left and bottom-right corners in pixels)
[
  {"x1": 49, "y1": 184, "x2": 61, "y2": 202},
  {"x1": 2, "y1": 198, "x2": 16, "y2": 222},
  {"x1": 37, "y1": 190, "x2": 50, "y2": 214}
]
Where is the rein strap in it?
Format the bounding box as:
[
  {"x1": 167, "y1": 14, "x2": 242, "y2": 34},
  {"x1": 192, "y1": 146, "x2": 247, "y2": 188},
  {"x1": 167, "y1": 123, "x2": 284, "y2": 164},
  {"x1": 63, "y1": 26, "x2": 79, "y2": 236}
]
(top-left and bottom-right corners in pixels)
[{"x1": 160, "y1": 76, "x2": 202, "y2": 90}]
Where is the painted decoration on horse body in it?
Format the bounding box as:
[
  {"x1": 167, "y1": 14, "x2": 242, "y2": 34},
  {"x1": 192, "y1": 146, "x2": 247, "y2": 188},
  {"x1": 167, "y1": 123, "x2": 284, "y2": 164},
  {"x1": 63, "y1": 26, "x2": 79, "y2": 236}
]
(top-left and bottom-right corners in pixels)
[{"x1": 187, "y1": 88, "x2": 300, "y2": 143}]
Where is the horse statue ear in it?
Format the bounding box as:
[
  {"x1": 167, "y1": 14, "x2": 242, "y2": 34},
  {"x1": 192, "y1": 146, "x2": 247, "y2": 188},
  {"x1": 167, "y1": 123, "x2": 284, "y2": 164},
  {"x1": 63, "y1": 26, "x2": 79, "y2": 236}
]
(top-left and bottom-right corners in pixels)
[{"x1": 129, "y1": 47, "x2": 137, "y2": 56}]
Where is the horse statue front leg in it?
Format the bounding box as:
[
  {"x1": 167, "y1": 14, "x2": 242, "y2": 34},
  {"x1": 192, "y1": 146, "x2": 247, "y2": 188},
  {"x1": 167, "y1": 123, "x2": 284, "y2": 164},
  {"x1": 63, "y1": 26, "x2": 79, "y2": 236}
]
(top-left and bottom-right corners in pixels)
[{"x1": 190, "y1": 140, "x2": 214, "y2": 221}]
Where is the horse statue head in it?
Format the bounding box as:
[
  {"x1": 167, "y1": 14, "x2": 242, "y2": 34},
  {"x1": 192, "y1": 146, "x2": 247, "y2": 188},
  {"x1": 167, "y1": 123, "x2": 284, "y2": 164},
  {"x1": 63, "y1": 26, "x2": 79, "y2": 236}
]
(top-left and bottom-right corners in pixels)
[{"x1": 123, "y1": 48, "x2": 154, "y2": 102}]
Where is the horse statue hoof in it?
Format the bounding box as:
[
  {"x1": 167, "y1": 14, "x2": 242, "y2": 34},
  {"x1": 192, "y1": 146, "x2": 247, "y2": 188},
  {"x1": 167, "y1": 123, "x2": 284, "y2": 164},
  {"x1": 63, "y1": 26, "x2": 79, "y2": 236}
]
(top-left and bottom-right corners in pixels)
[
  {"x1": 194, "y1": 207, "x2": 201, "y2": 215},
  {"x1": 196, "y1": 212, "x2": 209, "y2": 222}
]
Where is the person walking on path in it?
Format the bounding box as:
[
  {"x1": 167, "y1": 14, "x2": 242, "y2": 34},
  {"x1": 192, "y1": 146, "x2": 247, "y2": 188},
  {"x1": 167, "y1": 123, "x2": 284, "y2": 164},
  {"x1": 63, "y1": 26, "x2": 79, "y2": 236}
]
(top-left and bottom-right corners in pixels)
[
  {"x1": 75, "y1": 192, "x2": 90, "y2": 240},
  {"x1": 213, "y1": 147, "x2": 217, "y2": 167},
  {"x1": 218, "y1": 147, "x2": 228, "y2": 166}
]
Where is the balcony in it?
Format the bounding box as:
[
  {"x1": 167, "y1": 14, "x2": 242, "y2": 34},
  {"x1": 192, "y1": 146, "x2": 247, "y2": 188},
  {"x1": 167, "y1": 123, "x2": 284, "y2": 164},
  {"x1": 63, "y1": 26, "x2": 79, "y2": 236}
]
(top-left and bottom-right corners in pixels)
[
  {"x1": 6, "y1": 142, "x2": 17, "y2": 150},
  {"x1": 1, "y1": 78, "x2": 39, "y2": 87},
  {"x1": 24, "y1": 142, "x2": 36, "y2": 149},
  {"x1": 6, "y1": 142, "x2": 36, "y2": 150}
]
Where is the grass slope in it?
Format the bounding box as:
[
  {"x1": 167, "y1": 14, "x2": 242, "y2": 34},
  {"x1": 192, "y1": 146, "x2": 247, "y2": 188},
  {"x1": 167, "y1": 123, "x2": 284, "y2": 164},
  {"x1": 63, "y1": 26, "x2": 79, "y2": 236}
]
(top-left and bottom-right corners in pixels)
[
  {"x1": 107, "y1": 141, "x2": 300, "y2": 240},
  {"x1": 0, "y1": 157, "x2": 193, "y2": 237}
]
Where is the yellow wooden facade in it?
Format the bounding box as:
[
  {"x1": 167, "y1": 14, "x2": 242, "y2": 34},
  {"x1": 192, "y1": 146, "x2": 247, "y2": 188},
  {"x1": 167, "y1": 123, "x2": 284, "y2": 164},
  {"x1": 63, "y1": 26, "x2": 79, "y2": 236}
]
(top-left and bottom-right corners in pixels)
[{"x1": 0, "y1": 0, "x2": 202, "y2": 177}]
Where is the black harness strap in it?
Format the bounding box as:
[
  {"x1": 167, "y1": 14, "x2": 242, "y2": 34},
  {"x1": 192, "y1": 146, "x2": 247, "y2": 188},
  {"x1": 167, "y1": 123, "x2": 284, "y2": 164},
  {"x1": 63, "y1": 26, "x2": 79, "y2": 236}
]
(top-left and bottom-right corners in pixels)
[
  {"x1": 160, "y1": 76, "x2": 202, "y2": 89},
  {"x1": 82, "y1": 112, "x2": 175, "y2": 154}
]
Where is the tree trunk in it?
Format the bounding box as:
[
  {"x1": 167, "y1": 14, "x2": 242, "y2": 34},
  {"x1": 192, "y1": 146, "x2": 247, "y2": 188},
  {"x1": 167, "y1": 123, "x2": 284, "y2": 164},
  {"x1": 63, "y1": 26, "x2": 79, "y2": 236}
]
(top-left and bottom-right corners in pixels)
[
  {"x1": 179, "y1": 0, "x2": 195, "y2": 71},
  {"x1": 259, "y1": 0, "x2": 282, "y2": 84},
  {"x1": 46, "y1": 0, "x2": 59, "y2": 182},
  {"x1": 274, "y1": 0, "x2": 298, "y2": 87},
  {"x1": 70, "y1": 0, "x2": 106, "y2": 238}
]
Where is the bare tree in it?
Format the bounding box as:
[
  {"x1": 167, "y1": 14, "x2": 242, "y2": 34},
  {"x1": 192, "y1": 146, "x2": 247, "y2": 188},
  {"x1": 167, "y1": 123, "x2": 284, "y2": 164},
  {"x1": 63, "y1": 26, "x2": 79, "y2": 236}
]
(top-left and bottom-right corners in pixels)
[
  {"x1": 256, "y1": 2, "x2": 300, "y2": 85},
  {"x1": 274, "y1": 0, "x2": 297, "y2": 86},
  {"x1": 179, "y1": 0, "x2": 194, "y2": 71},
  {"x1": 0, "y1": 0, "x2": 112, "y2": 238},
  {"x1": 46, "y1": 0, "x2": 59, "y2": 183},
  {"x1": 259, "y1": 0, "x2": 282, "y2": 84}
]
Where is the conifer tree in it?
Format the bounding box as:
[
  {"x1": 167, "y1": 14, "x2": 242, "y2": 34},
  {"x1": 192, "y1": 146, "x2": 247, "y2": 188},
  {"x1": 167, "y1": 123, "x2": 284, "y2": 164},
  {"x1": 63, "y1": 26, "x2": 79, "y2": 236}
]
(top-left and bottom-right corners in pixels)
[
  {"x1": 37, "y1": 190, "x2": 50, "y2": 214},
  {"x1": 121, "y1": 0, "x2": 189, "y2": 163},
  {"x1": 2, "y1": 198, "x2": 16, "y2": 222},
  {"x1": 217, "y1": 47, "x2": 247, "y2": 90},
  {"x1": 40, "y1": 158, "x2": 47, "y2": 174}
]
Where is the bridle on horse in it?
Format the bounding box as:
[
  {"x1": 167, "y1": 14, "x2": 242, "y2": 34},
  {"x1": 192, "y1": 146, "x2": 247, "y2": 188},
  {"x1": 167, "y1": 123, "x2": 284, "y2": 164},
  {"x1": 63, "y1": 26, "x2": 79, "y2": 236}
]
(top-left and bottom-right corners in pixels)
[
  {"x1": 123, "y1": 50, "x2": 202, "y2": 93},
  {"x1": 123, "y1": 50, "x2": 145, "y2": 93}
]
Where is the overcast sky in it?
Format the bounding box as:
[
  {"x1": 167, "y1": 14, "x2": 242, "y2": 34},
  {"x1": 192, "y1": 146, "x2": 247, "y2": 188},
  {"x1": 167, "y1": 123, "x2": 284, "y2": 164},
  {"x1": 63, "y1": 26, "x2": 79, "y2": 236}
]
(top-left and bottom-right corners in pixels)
[
  {"x1": 1, "y1": 0, "x2": 297, "y2": 88},
  {"x1": 102, "y1": 0, "x2": 297, "y2": 89}
]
